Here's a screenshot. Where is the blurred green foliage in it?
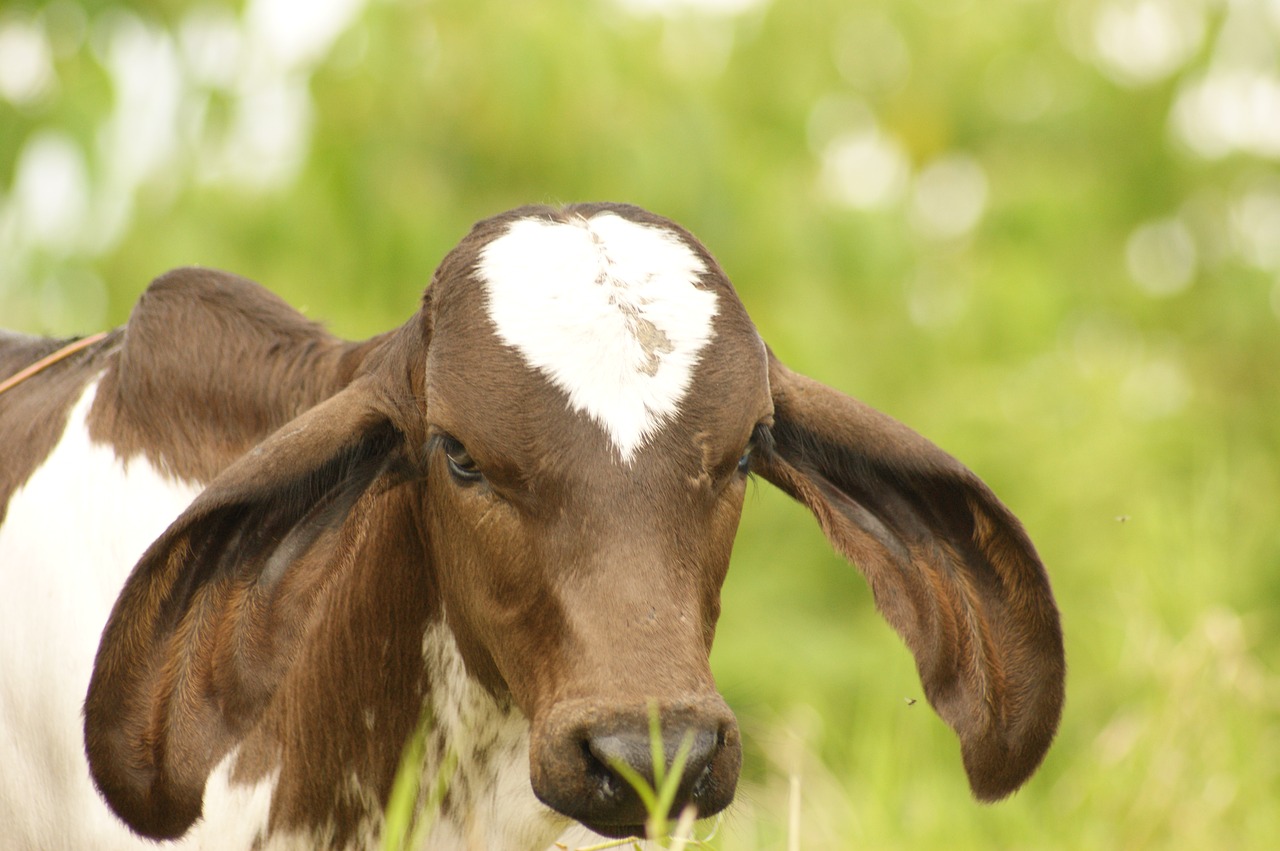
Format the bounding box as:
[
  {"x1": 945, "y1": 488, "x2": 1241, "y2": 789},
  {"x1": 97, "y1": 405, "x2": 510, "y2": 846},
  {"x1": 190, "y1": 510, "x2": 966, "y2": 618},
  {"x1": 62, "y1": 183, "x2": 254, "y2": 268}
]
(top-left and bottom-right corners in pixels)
[{"x1": 2, "y1": 0, "x2": 1278, "y2": 847}]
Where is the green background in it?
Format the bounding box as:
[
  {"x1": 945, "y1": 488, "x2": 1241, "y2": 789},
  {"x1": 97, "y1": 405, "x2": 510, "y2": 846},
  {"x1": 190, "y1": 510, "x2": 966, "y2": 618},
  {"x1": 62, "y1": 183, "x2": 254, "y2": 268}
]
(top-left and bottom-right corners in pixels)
[{"x1": 2, "y1": 0, "x2": 1277, "y2": 847}]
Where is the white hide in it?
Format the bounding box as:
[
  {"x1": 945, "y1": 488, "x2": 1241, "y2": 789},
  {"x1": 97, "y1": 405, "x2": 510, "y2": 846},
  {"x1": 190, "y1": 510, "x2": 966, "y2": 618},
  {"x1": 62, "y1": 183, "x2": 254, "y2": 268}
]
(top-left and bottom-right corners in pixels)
[
  {"x1": 240, "y1": 624, "x2": 601, "y2": 851},
  {"x1": 477, "y1": 213, "x2": 718, "y2": 463},
  {"x1": 0, "y1": 379, "x2": 611, "y2": 851},
  {"x1": 419, "y1": 622, "x2": 582, "y2": 851},
  {"x1": 0, "y1": 380, "x2": 280, "y2": 850}
]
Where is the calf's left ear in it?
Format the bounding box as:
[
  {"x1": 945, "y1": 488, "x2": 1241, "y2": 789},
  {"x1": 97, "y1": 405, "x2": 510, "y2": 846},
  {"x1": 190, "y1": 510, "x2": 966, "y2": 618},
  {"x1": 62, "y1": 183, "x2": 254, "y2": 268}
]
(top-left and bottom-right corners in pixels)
[
  {"x1": 754, "y1": 353, "x2": 1064, "y2": 801},
  {"x1": 84, "y1": 377, "x2": 409, "y2": 840}
]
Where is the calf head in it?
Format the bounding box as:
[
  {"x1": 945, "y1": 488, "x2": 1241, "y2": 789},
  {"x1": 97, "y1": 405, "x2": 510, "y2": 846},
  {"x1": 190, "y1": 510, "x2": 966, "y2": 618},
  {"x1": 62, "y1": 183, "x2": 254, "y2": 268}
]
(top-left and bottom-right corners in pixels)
[
  {"x1": 418, "y1": 205, "x2": 765, "y2": 833},
  {"x1": 85, "y1": 203, "x2": 1063, "y2": 842}
]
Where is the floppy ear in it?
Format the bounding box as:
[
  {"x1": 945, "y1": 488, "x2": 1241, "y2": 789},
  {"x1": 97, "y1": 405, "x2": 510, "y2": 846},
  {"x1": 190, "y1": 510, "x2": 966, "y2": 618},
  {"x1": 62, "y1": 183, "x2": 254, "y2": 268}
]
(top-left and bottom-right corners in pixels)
[
  {"x1": 84, "y1": 378, "x2": 410, "y2": 840},
  {"x1": 755, "y1": 354, "x2": 1064, "y2": 801}
]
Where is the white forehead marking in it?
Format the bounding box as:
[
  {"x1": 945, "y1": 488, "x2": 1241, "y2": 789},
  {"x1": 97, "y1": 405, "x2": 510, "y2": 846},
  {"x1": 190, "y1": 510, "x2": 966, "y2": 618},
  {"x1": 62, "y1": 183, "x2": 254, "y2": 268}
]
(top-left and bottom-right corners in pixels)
[{"x1": 477, "y1": 212, "x2": 718, "y2": 463}]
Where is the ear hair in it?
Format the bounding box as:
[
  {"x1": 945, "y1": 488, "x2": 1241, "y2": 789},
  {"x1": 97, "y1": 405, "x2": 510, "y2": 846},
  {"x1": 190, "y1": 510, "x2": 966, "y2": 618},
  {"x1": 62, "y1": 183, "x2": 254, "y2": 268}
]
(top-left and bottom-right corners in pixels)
[
  {"x1": 757, "y1": 355, "x2": 1064, "y2": 800},
  {"x1": 84, "y1": 385, "x2": 408, "y2": 839}
]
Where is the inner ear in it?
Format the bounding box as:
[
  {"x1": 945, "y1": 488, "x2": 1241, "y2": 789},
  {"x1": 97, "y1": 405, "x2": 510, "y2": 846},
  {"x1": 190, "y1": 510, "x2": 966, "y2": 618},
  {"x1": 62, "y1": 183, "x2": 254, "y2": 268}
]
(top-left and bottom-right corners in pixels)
[
  {"x1": 756, "y1": 354, "x2": 1065, "y2": 801},
  {"x1": 84, "y1": 386, "x2": 409, "y2": 840}
]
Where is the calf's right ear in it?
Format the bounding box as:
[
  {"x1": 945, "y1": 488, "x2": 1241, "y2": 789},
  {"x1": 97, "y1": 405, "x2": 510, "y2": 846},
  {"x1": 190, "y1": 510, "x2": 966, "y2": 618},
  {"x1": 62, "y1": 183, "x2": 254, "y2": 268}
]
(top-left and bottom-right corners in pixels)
[
  {"x1": 83, "y1": 376, "x2": 411, "y2": 840},
  {"x1": 754, "y1": 353, "x2": 1065, "y2": 801}
]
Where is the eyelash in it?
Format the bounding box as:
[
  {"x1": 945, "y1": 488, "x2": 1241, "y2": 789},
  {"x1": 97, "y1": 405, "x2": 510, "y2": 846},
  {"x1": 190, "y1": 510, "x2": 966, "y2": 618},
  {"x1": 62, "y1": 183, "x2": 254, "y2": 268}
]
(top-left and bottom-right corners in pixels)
[
  {"x1": 433, "y1": 424, "x2": 770, "y2": 486},
  {"x1": 737, "y1": 423, "x2": 772, "y2": 476},
  {"x1": 437, "y1": 435, "x2": 483, "y2": 483}
]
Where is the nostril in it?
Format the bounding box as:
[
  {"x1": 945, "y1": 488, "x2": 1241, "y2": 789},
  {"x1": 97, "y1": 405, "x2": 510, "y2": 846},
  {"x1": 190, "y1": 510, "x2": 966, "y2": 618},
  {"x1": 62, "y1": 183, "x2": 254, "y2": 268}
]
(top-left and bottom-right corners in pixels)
[
  {"x1": 683, "y1": 728, "x2": 718, "y2": 775},
  {"x1": 585, "y1": 725, "x2": 722, "y2": 800},
  {"x1": 533, "y1": 705, "x2": 741, "y2": 831},
  {"x1": 580, "y1": 738, "x2": 623, "y2": 803},
  {"x1": 687, "y1": 725, "x2": 729, "y2": 801},
  {"x1": 586, "y1": 732, "x2": 655, "y2": 787},
  {"x1": 690, "y1": 761, "x2": 714, "y2": 799}
]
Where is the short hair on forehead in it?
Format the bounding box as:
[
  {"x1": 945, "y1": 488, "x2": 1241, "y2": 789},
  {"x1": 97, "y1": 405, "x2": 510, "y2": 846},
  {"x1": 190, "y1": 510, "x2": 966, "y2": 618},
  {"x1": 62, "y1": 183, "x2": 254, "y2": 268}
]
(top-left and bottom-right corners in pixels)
[{"x1": 470, "y1": 208, "x2": 718, "y2": 464}]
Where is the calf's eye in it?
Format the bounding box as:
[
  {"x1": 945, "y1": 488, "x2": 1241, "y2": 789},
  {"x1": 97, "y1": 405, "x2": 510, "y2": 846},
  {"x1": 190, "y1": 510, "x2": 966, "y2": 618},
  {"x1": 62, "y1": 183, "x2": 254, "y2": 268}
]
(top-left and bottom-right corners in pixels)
[
  {"x1": 440, "y1": 435, "x2": 483, "y2": 483},
  {"x1": 736, "y1": 423, "x2": 772, "y2": 476}
]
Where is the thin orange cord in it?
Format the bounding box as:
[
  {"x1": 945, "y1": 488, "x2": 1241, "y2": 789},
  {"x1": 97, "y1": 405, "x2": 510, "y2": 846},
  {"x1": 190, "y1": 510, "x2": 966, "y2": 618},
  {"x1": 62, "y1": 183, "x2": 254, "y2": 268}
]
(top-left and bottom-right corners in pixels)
[{"x1": 0, "y1": 332, "x2": 109, "y2": 397}]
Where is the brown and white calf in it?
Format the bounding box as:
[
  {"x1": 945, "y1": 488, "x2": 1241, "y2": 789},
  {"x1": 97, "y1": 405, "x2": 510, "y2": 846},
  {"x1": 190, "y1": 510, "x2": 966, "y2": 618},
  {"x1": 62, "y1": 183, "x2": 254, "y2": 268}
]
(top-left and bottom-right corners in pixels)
[{"x1": 0, "y1": 203, "x2": 1064, "y2": 850}]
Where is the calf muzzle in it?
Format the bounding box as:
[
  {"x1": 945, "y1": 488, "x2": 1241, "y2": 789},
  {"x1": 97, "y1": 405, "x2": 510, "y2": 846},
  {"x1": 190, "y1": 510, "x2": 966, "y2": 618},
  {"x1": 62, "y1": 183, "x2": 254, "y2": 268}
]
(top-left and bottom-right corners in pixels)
[{"x1": 530, "y1": 695, "x2": 741, "y2": 837}]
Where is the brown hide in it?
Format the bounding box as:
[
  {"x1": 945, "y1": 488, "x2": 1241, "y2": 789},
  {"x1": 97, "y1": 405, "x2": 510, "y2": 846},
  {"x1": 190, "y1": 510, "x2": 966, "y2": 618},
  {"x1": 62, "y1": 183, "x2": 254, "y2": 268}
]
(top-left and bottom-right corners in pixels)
[
  {"x1": 756, "y1": 355, "x2": 1064, "y2": 800},
  {"x1": 25, "y1": 203, "x2": 1066, "y2": 845}
]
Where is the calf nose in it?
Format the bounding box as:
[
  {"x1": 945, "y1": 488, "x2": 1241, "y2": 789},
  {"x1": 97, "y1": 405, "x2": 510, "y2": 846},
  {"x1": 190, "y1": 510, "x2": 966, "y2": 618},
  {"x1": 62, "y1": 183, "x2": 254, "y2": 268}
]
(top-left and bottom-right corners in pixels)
[
  {"x1": 586, "y1": 723, "x2": 720, "y2": 802},
  {"x1": 530, "y1": 697, "x2": 741, "y2": 837}
]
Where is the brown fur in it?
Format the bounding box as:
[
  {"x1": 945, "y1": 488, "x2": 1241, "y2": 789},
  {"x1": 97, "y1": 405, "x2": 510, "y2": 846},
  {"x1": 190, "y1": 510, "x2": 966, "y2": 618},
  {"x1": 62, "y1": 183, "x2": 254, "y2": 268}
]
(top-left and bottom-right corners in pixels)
[
  {"x1": 755, "y1": 356, "x2": 1065, "y2": 800},
  {"x1": 7, "y1": 204, "x2": 1062, "y2": 846},
  {"x1": 87, "y1": 268, "x2": 383, "y2": 483}
]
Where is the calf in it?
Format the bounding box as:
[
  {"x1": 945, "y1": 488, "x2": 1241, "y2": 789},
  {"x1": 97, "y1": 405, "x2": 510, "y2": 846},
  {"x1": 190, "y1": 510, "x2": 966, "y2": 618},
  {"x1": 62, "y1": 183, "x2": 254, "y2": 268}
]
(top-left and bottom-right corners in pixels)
[{"x1": 0, "y1": 203, "x2": 1064, "y2": 849}]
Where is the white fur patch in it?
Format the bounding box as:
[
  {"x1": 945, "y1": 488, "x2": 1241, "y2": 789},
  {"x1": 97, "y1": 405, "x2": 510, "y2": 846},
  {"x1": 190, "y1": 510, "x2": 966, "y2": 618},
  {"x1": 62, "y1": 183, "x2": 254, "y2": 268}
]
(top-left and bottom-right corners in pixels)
[
  {"x1": 0, "y1": 380, "x2": 207, "y2": 849},
  {"x1": 0, "y1": 379, "x2": 617, "y2": 850},
  {"x1": 419, "y1": 623, "x2": 573, "y2": 850},
  {"x1": 477, "y1": 212, "x2": 718, "y2": 463},
  {"x1": 199, "y1": 749, "x2": 278, "y2": 847}
]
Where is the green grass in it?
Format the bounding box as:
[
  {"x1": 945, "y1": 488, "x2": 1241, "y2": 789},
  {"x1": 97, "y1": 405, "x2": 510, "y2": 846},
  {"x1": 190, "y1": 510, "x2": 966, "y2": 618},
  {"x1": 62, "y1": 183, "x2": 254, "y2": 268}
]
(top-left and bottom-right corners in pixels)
[
  {"x1": 381, "y1": 709, "x2": 455, "y2": 851},
  {"x1": 7, "y1": 0, "x2": 1280, "y2": 847},
  {"x1": 599, "y1": 705, "x2": 699, "y2": 845}
]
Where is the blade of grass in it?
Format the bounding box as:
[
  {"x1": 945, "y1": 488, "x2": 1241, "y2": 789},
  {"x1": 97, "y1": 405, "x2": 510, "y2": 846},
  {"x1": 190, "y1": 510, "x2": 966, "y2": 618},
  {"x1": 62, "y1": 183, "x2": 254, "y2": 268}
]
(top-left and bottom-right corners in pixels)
[
  {"x1": 787, "y1": 773, "x2": 801, "y2": 851},
  {"x1": 382, "y1": 712, "x2": 428, "y2": 851},
  {"x1": 606, "y1": 754, "x2": 660, "y2": 816},
  {"x1": 381, "y1": 708, "x2": 456, "y2": 851},
  {"x1": 602, "y1": 703, "x2": 698, "y2": 843},
  {"x1": 648, "y1": 731, "x2": 694, "y2": 840},
  {"x1": 668, "y1": 804, "x2": 698, "y2": 850}
]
